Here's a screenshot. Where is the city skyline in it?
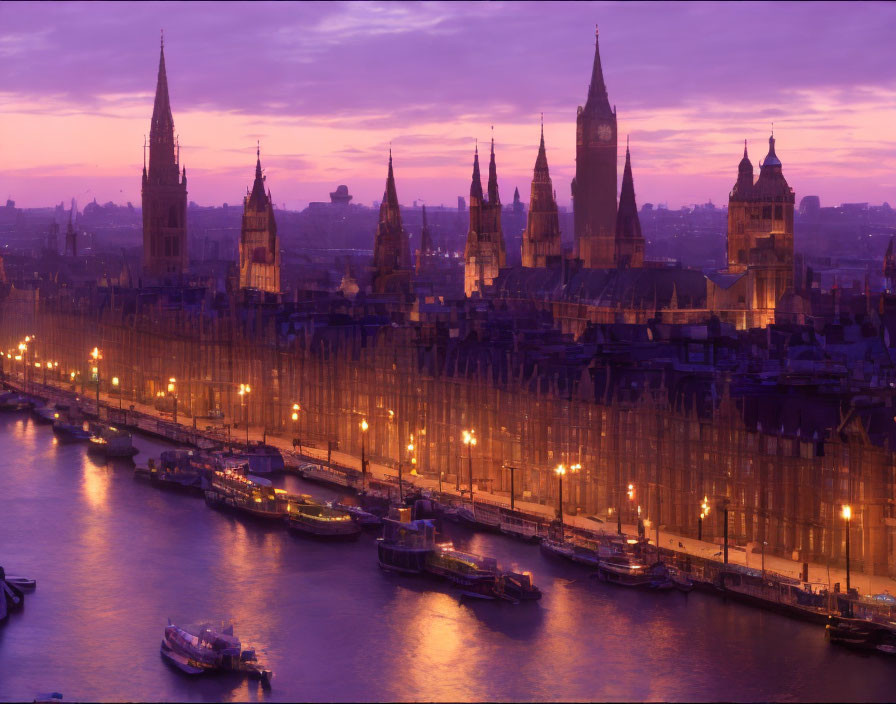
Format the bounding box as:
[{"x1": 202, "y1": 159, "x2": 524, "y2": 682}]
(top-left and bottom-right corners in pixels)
[{"x1": 1, "y1": 1, "x2": 895, "y2": 211}]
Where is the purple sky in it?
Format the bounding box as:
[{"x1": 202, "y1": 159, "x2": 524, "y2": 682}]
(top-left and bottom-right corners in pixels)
[{"x1": 1, "y1": 1, "x2": 894, "y2": 210}]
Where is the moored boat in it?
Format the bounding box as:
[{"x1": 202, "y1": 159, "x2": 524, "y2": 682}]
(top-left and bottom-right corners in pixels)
[
  {"x1": 0, "y1": 392, "x2": 32, "y2": 412},
  {"x1": 298, "y1": 462, "x2": 359, "y2": 489},
  {"x1": 376, "y1": 507, "x2": 438, "y2": 574},
  {"x1": 332, "y1": 501, "x2": 383, "y2": 528},
  {"x1": 595, "y1": 555, "x2": 654, "y2": 587},
  {"x1": 160, "y1": 621, "x2": 272, "y2": 686},
  {"x1": 233, "y1": 442, "x2": 284, "y2": 474},
  {"x1": 286, "y1": 502, "x2": 361, "y2": 539},
  {"x1": 425, "y1": 543, "x2": 501, "y2": 599},
  {"x1": 87, "y1": 424, "x2": 139, "y2": 458},
  {"x1": 203, "y1": 469, "x2": 291, "y2": 520},
  {"x1": 499, "y1": 571, "x2": 542, "y2": 601}
]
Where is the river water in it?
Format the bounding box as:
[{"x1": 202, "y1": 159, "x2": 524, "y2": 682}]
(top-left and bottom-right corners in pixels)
[{"x1": 0, "y1": 412, "x2": 893, "y2": 702}]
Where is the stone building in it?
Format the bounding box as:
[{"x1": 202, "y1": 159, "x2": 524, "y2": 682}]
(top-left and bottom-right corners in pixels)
[
  {"x1": 719, "y1": 135, "x2": 796, "y2": 317},
  {"x1": 521, "y1": 125, "x2": 562, "y2": 268},
  {"x1": 573, "y1": 27, "x2": 618, "y2": 269},
  {"x1": 239, "y1": 147, "x2": 280, "y2": 294},
  {"x1": 613, "y1": 140, "x2": 645, "y2": 268},
  {"x1": 141, "y1": 37, "x2": 188, "y2": 278},
  {"x1": 371, "y1": 151, "x2": 412, "y2": 295},
  {"x1": 463, "y1": 140, "x2": 507, "y2": 296}
]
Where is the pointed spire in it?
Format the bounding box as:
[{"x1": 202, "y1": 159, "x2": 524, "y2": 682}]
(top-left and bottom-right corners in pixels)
[
  {"x1": 763, "y1": 132, "x2": 782, "y2": 168},
  {"x1": 585, "y1": 25, "x2": 612, "y2": 115},
  {"x1": 151, "y1": 33, "x2": 174, "y2": 139},
  {"x1": 470, "y1": 141, "x2": 483, "y2": 200},
  {"x1": 743, "y1": 139, "x2": 748, "y2": 159},
  {"x1": 247, "y1": 143, "x2": 269, "y2": 212},
  {"x1": 383, "y1": 147, "x2": 399, "y2": 209},
  {"x1": 487, "y1": 132, "x2": 499, "y2": 204},
  {"x1": 616, "y1": 137, "x2": 641, "y2": 241},
  {"x1": 534, "y1": 118, "x2": 549, "y2": 176}
]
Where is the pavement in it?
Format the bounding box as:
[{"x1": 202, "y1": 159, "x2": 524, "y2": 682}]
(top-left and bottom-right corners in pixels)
[{"x1": 13, "y1": 373, "x2": 896, "y2": 597}]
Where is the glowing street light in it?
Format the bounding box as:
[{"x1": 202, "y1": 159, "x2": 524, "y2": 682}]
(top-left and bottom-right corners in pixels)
[
  {"x1": 238, "y1": 383, "x2": 251, "y2": 448},
  {"x1": 698, "y1": 495, "x2": 710, "y2": 541},
  {"x1": 842, "y1": 504, "x2": 852, "y2": 595},
  {"x1": 360, "y1": 418, "x2": 369, "y2": 489},
  {"x1": 167, "y1": 377, "x2": 178, "y2": 424},
  {"x1": 112, "y1": 376, "x2": 122, "y2": 410},
  {"x1": 462, "y1": 429, "x2": 477, "y2": 502},
  {"x1": 89, "y1": 347, "x2": 102, "y2": 413},
  {"x1": 291, "y1": 403, "x2": 301, "y2": 454}
]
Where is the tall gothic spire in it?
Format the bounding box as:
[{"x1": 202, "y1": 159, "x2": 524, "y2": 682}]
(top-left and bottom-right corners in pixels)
[
  {"x1": 615, "y1": 138, "x2": 641, "y2": 242},
  {"x1": 470, "y1": 142, "x2": 483, "y2": 200},
  {"x1": 247, "y1": 143, "x2": 269, "y2": 212},
  {"x1": 534, "y1": 118, "x2": 550, "y2": 181},
  {"x1": 151, "y1": 33, "x2": 174, "y2": 145},
  {"x1": 487, "y1": 134, "x2": 500, "y2": 204},
  {"x1": 585, "y1": 25, "x2": 612, "y2": 115}
]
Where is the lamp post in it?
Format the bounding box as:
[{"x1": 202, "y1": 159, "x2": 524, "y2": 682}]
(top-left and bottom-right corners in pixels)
[
  {"x1": 90, "y1": 347, "x2": 101, "y2": 415},
  {"x1": 698, "y1": 495, "x2": 710, "y2": 541},
  {"x1": 462, "y1": 429, "x2": 476, "y2": 504},
  {"x1": 360, "y1": 419, "x2": 369, "y2": 492},
  {"x1": 719, "y1": 497, "x2": 731, "y2": 564},
  {"x1": 761, "y1": 540, "x2": 768, "y2": 580},
  {"x1": 291, "y1": 403, "x2": 301, "y2": 454},
  {"x1": 842, "y1": 504, "x2": 852, "y2": 594},
  {"x1": 506, "y1": 464, "x2": 518, "y2": 512},
  {"x1": 168, "y1": 378, "x2": 178, "y2": 425},
  {"x1": 112, "y1": 377, "x2": 121, "y2": 410},
  {"x1": 555, "y1": 464, "x2": 566, "y2": 541},
  {"x1": 627, "y1": 482, "x2": 635, "y2": 528},
  {"x1": 238, "y1": 383, "x2": 251, "y2": 448},
  {"x1": 17, "y1": 343, "x2": 26, "y2": 389}
]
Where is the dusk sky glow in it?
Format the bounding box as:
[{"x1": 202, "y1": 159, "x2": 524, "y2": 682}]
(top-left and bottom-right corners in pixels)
[{"x1": 1, "y1": 1, "x2": 894, "y2": 210}]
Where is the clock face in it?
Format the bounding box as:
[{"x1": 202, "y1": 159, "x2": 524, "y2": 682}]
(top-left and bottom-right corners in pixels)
[{"x1": 597, "y1": 124, "x2": 613, "y2": 142}]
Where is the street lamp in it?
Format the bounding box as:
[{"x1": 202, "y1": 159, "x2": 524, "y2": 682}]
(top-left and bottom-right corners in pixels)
[
  {"x1": 291, "y1": 403, "x2": 301, "y2": 454},
  {"x1": 555, "y1": 464, "x2": 566, "y2": 540},
  {"x1": 360, "y1": 419, "x2": 369, "y2": 491},
  {"x1": 17, "y1": 343, "x2": 26, "y2": 389},
  {"x1": 462, "y1": 429, "x2": 476, "y2": 504},
  {"x1": 698, "y1": 495, "x2": 710, "y2": 541},
  {"x1": 238, "y1": 383, "x2": 251, "y2": 448},
  {"x1": 761, "y1": 540, "x2": 768, "y2": 580},
  {"x1": 90, "y1": 347, "x2": 102, "y2": 414},
  {"x1": 842, "y1": 504, "x2": 852, "y2": 595},
  {"x1": 167, "y1": 378, "x2": 178, "y2": 425},
  {"x1": 112, "y1": 376, "x2": 121, "y2": 410}
]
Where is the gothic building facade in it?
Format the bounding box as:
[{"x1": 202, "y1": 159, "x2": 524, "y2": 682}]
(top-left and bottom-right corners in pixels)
[
  {"x1": 371, "y1": 152, "x2": 412, "y2": 295},
  {"x1": 725, "y1": 135, "x2": 795, "y2": 310},
  {"x1": 142, "y1": 38, "x2": 188, "y2": 278},
  {"x1": 521, "y1": 126, "x2": 563, "y2": 268},
  {"x1": 573, "y1": 27, "x2": 618, "y2": 269},
  {"x1": 239, "y1": 147, "x2": 280, "y2": 294},
  {"x1": 464, "y1": 141, "x2": 507, "y2": 297}
]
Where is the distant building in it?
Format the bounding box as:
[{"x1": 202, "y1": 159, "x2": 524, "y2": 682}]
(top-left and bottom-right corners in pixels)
[
  {"x1": 463, "y1": 140, "x2": 506, "y2": 297},
  {"x1": 725, "y1": 134, "x2": 795, "y2": 311},
  {"x1": 521, "y1": 124, "x2": 562, "y2": 268},
  {"x1": 239, "y1": 147, "x2": 280, "y2": 294},
  {"x1": 573, "y1": 27, "x2": 618, "y2": 268},
  {"x1": 141, "y1": 37, "x2": 188, "y2": 278},
  {"x1": 330, "y1": 185, "x2": 353, "y2": 205}
]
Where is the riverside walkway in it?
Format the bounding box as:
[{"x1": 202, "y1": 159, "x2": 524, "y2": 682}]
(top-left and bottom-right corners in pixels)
[{"x1": 9, "y1": 373, "x2": 896, "y2": 599}]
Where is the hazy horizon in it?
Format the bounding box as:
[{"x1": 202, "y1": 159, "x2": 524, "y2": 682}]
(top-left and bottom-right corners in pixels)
[{"x1": 2, "y1": 1, "x2": 894, "y2": 211}]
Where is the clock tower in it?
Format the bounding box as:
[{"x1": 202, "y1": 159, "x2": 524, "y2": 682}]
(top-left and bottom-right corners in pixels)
[{"x1": 573, "y1": 26, "x2": 618, "y2": 268}]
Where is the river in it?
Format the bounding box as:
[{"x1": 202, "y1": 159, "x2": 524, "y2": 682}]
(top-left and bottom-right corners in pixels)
[{"x1": 0, "y1": 412, "x2": 892, "y2": 702}]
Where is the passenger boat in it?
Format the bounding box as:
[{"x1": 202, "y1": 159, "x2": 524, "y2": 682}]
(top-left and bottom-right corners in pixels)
[
  {"x1": 716, "y1": 565, "x2": 832, "y2": 624},
  {"x1": 160, "y1": 621, "x2": 272, "y2": 686},
  {"x1": 32, "y1": 402, "x2": 59, "y2": 424},
  {"x1": 87, "y1": 424, "x2": 139, "y2": 459},
  {"x1": 425, "y1": 543, "x2": 501, "y2": 599},
  {"x1": 595, "y1": 555, "x2": 654, "y2": 587},
  {"x1": 299, "y1": 462, "x2": 360, "y2": 489},
  {"x1": 457, "y1": 502, "x2": 502, "y2": 531},
  {"x1": 376, "y1": 507, "x2": 438, "y2": 574},
  {"x1": 52, "y1": 419, "x2": 92, "y2": 442},
  {"x1": 330, "y1": 501, "x2": 382, "y2": 528},
  {"x1": 668, "y1": 566, "x2": 694, "y2": 593},
  {"x1": 499, "y1": 510, "x2": 544, "y2": 541},
  {"x1": 826, "y1": 615, "x2": 896, "y2": 655},
  {"x1": 233, "y1": 442, "x2": 284, "y2": 474},
  {"x1": 203, "y1": 469, "x2": 291, "y2": 520},
  {"x1": 499, "y1": 571, "x2": 542, "y2": 601},
  {"x1": 0, "y1": 392, "x2": 32, "y2": 412},
  {"x1": 540, "y1": 538, "x2": 576, "y2": 561},
  {"x1": 286, "y1": 502, "x2": 361, "y2": 539}
]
